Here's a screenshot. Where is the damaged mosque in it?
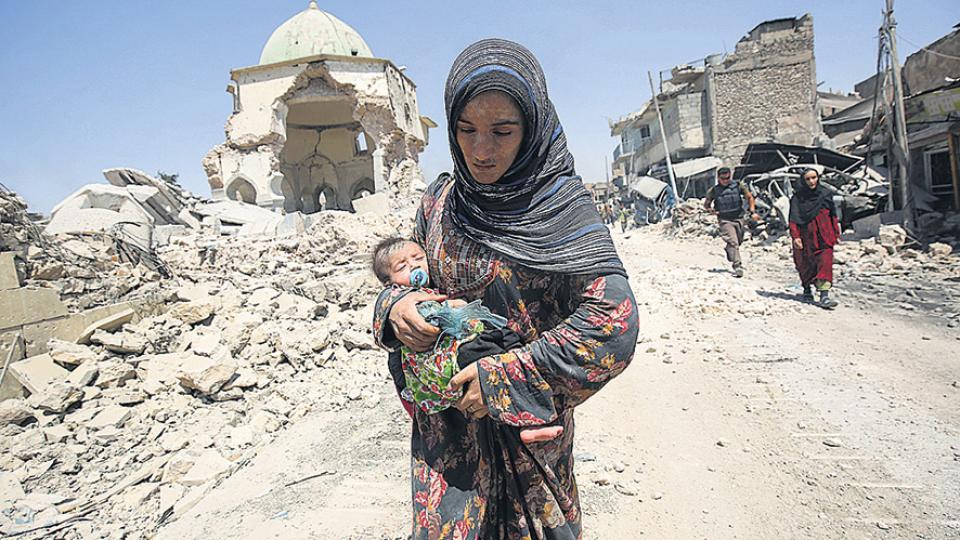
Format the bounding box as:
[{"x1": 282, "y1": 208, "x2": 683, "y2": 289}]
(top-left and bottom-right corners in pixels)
[{"x1": 202, "y1": 1, "x2": 435, "y2": 214}]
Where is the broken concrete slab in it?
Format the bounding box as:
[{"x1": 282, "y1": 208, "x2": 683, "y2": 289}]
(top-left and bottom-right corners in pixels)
[
  {"x1": 168, "y1": 301, "x2": 215, "y2": 325},
  {"x1": 22, "y1": 302, "x2": 137, "y2": 357},
  {"x1": 178, "y1": 449, "x2": 233, "y2": 487},
  {"x1": 178, "y1": 208, "x2": 202, "y2": 230},
  {"x1": 351, "y1": 192, "x2": 391, "y2": 217},
  {"x1": 76, "y1": 308, "x2": 137, "y2": 345},
  {"x1": 929, "y1": 242, "x2": 953, "y2": 257},
  {"x1": 93, "y1": 360, "x2": 136, "y2": 389},
  {"x1": 88, "y1": 405, "x2": 133, "y2": 430},
  {"x1": 45, "y1": 184, "x2": 157, "y2": 236},
  {"x1": 119, "y1": 482, "x2": 159, "y2": 510},
  {"x1": 65, "y1": 362, "x2": 98, "y2": 387},
  {"x1": 7, "y1": 354, "x2": 69, "y2": 394},
  {"x1": 0, "y1": 288, "x2": 68, "y2": 332},
  {"x1": 0, "y1": 398, "x2": 35, "y2": 426},
  {"x1": 177, "y1": 356, "x2": 237, "y2": 395},
  {"x1": 194, "y1": 200, "x2": 283, "y2": 226},
  {"x1": 90, "y1": 329, "x2": 147, "y2": 355},
  {"x1": 0, "y1": 471, "x2": 26, "y2": 503},
  {"x1": 47, "y1": 339, "x2": 98, "y2": 366},
  {"x1": 27, "y1": 382, "x2": 82, "y2": 413},
  {"x1": 158, "y1": 483, "x2": 185, "y2": 517},
  {"x1": 0, "y1": 252, "x2": 20, "y2": 290}
]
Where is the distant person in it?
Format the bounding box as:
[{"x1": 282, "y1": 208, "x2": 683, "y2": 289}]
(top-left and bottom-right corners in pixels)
[
  {"x1": 789, "y1": 168, "x2": 840, "y2": 309},
  {"x1": 619, "y1": 207, "x2": 629, "y2": 232},
  {"x1": 703, "y1": 166, "x2": 761, "y2": 277}
]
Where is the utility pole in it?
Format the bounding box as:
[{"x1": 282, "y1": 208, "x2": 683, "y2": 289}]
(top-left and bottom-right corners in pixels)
[
  {"x1": 648, "y1": 71, "x2": 680, "y2": 206},
  {"x1": 883, "y1": 0, "x2": 912, "y2": 230}
]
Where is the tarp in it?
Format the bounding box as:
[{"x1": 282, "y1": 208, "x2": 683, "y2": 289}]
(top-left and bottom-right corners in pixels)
[
  {"x1": 671, "y1": 156, "x2": 723, "y2": 179},
  {"x1": 631, "y1": 176, "x2": 668, "y2": 201}
]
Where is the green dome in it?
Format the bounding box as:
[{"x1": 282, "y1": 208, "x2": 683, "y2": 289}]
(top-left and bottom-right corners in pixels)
[{"x1": 258, "y1": 1, "x2": 374, "y2": 65}]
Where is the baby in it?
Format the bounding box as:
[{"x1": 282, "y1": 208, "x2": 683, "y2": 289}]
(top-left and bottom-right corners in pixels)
[{"x1": 372, "y1": 237, "x2": 562, "y2": 444}]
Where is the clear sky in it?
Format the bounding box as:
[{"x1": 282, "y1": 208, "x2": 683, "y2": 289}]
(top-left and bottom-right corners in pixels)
[{"x1": 1, "y1": 0, "x2": 957, "y2": 212}]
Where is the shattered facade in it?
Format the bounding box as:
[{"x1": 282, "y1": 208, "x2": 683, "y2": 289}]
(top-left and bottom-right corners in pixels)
[
  {"x1": 706, "y1": 14, "x2": 823, "y2": 161},
  {"x1": 203, "y1": 2, "x2": 432, "y2": 214},
  {"x1": 611, "y1": 14, "x2": 824, "y2": 190}
]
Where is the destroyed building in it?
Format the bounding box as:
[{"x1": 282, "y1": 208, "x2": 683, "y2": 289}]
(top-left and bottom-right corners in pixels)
[
  {"x1": 827, "y1": 23, "x2": 960, "y2": 235},
  {"x1": 203, "y1": 1, "x2": 434, "y2": 214},
  {"x1": 610, "y1": 14, "x2": 823, "y2": 198}
]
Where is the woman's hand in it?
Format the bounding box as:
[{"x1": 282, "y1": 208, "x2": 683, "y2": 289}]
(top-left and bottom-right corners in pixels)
[
  {"x1": 388, "y1": 291, "x2": 446, "y2": 352},
  {"x1": 449, "y1": 363, "x2": 489, "y2": 420},
  {"x1": 792, "y1": 237, "x2": 803, "y2": 250}
]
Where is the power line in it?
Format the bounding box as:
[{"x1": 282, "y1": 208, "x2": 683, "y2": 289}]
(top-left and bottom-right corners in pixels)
[{"x1": 898, "y1": 34, "x2": 960, "y2": 61}]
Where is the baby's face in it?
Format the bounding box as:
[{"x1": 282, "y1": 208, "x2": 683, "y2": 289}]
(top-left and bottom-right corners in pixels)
[{"x1": 387, "y1": 242, "x2": 428, "y2": 286}]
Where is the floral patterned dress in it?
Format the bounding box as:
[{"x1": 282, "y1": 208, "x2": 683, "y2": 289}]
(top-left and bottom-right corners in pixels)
[{"x1": 373, "y1": 178, "x2": 639, "y2": 539}]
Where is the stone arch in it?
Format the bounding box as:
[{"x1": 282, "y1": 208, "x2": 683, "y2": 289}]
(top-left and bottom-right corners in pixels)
[
  {"x1": 351, "y1": 177, "x2": 375, "y2": 200},
  {"x1": 225, "y1": 176, "x2": 258, "y2": 204}
]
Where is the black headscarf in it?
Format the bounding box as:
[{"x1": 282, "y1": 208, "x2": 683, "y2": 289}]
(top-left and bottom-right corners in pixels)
[
  {"x1": 789, "y1": 168, "x2": 836, "y2": 225},
  {"x1": 443, "y1": 38, "x2": 626, "y2": 277}
]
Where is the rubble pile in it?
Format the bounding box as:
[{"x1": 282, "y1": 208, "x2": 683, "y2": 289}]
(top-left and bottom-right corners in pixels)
[
  {"x1": 1, "y1": 180, "x2": 413, "y2": 538},
  {"x1": 1, "y1": 183, "x2": 167, "y2": 312},
  {"x1": 669, "y1": 198, "x2": 719, "y2": 238}
]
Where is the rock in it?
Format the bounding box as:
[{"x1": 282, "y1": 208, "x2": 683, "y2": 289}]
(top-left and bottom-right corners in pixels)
[
  {"x1": 250, "y1": 410, "x2": 282, "y2": 433},
  {"x1": 158, "y1": 483, "x2": 185, "y2": 517},
  {"x1": 168, "y1": 301, "x2": 215, "y2": 325},
  {"x1": 185, "y1": 329, "x2": 223, "y2": 357},
  {"x1": 88, "y1": 405, "x2": 132, "y2": 430},
  {"x1": 929, "y1": 242, "x2": 953, "y2": 257},
  {"x1": 28, "y1": 382, "x2": 82, "y2": 413},
  {"x1": 652, "y1": 492, "x2": 663, "y2": 500},
  {"x1": 247, "y1": 287, "x2": 281, "y2": 308},
  {"x1": 11, "y1": 429, "x2": 46, "y2": 459},
  {"x1": 261, "y1": 395, "x2": 293, "y2": 418},
  {"x1": 179, "y1": 449, "x2": 233, "y2": 487},
  {"x1": 0, "y1": 471, "x2": 26, "y2": 502},
  {"x1": 593, "y1": 473, "x2": 612, "y2": 486},
  {"x1": 823, "y1": 438, "x2": 843, "y2": 448},
  {"x1": 877, "y1": 224, "x2": 907, "y2": 252},
  {"x1": 120, "y1": 482, "x2": 160, "y2": 510},
  {"x1": 177, "y1": 356, "x2": 237, "y2": 395},
  {"x1": 90, "y1": 329, "x2": 147, "y2": 355},
  {"x1": 95, "y1": 360, "x2": 136, "y2": 389},
  {"x1": 47, "y1": 339, "x2": 98, "y2": 366},
  {"x1": 7, "y1": 354, "x2": 69, "y2": 394},
  {"x1": 42, "y1": 424, "x2": 71, "y2": 444},
  {"x1": 614, "y1": 481, "x2": 637, "y2": 496},
  {"x1": 613, "y1": 462, "x2": 626, "y2": 473},
  {"x1": 716, "y1": 438, "x2": 729, "y2": 448},
  {"x1": 574, "y1": 452, "x2": 597, "y2": 462},
  {"x1": 0, "y1": 399, "x2": 35, "y2": 426}
]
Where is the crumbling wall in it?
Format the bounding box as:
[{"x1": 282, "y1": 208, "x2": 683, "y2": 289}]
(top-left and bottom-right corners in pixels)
[
  {"x1": 204, "y1": 58, "x2": 427, "y2": 213},
  {"x1": 708, "y1": 14, "x2": 822, "y2": 162}
]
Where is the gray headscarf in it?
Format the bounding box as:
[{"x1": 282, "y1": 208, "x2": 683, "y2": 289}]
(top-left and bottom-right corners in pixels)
[{"x1": 443, "y1": 38, "x2": 626, "y2": 277}]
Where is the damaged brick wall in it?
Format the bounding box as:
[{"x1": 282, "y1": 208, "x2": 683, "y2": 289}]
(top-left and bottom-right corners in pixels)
[{"x1": 708, "y1": 14, "x2": 823, "y2": 163}]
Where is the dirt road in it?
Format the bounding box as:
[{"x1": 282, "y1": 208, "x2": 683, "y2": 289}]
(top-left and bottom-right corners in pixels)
[{"x1": 158, "y1": 229, "x2": 960, "y2": 540}]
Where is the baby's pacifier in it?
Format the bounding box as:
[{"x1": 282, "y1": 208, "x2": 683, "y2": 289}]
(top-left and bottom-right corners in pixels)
[{"x1": 409, "y1": 268, "x2": 429, "y2": 287}]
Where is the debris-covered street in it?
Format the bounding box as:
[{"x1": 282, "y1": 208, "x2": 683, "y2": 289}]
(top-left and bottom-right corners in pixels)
[
  {"x1": 3, "y1": 1, "x2": 960, "y2": 539},
  {"x1": 153, "y1": 223, "x2": 960, "y2": 540}
]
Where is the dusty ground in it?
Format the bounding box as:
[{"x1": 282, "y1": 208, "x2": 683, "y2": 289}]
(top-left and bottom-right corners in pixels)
[{"x1": 158, "y1": 227, "x2": 960, "y2": 540}]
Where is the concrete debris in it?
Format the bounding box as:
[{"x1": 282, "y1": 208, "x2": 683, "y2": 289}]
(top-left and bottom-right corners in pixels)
[
  {"x1": 0, "y1": 177, "x2": 410, "y2": 538},
  {"x1": 176, "y1": 356, "x2": 237, "y2": 395},
  {"x1": 7, "y1": 354, "x2": 69, "y2": 394},
  {"x1": 0, "y1": 399, "x2": 35, "y2": 426},
  {"x1": 27, "y1": 382, "x2": 82, "y2": 413}
]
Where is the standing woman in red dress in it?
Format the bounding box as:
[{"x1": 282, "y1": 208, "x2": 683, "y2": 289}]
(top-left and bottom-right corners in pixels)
[{"x1": 789, "y1": 168, "x2": 841, "y2": 309}]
